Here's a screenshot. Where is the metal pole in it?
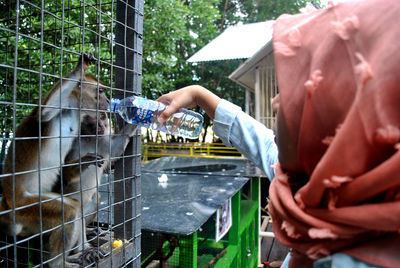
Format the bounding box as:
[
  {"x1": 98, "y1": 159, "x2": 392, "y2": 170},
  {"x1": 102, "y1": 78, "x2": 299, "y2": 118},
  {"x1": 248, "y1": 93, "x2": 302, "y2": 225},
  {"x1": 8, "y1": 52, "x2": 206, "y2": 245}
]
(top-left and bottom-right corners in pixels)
[{"x1": 114, "y1": 0, "x2": 143, "y2": 266}]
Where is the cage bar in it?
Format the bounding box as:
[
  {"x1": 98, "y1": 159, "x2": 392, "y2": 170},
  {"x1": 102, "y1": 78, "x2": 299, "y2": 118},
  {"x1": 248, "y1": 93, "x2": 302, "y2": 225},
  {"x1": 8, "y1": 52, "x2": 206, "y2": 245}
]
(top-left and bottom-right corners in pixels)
[{"x1": 0, "y1": 0, "x2": 143, "y2": 267}]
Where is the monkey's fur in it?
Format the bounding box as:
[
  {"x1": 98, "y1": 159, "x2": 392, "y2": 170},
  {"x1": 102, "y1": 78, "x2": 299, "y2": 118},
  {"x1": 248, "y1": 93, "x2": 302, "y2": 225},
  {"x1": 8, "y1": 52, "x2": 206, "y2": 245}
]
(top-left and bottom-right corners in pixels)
[
  {"x1": 59, "y1": 87, "x2": 137, "y2": 255},
  {"x1": 0, "y1": 52, "x2": 105, "y2": 267}
]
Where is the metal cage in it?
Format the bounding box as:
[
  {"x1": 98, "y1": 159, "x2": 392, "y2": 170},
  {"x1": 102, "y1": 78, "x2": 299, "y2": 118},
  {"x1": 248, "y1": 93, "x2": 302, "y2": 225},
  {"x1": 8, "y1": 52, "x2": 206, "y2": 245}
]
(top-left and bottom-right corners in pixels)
[{"x1": 0, "y1": 0, "x2": 143, "y2": 267}]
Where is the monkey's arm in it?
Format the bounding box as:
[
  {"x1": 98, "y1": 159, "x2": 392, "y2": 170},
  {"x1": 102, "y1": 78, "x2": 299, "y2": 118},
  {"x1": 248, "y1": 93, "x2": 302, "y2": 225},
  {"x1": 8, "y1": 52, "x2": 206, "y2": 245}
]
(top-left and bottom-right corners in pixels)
[
  {"x1": 106, "y1": 124, "x2": 137, "y2": 159},
  {"x1": 62, "y1": 153, "x2": 104, "y2": 186}
]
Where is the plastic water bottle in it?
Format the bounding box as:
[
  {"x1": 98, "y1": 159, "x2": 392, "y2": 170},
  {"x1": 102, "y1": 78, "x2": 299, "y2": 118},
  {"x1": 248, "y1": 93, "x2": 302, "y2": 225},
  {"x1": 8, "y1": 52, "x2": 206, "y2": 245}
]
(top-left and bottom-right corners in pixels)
[{"x1": 109, "y1": 96, "x2": 204, "y2": 139}]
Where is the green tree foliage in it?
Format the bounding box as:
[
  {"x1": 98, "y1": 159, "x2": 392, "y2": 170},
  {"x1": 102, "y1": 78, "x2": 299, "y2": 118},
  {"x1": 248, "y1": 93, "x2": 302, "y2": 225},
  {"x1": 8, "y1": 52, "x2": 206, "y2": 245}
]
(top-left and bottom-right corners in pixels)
[
  {"x1": 142, "y1": 0, "x2": 319, "y2": 142},
  {"x1": 142, "y1": 0, "x2": 221, "y2": 141},
  {"x1": 0, "y1": 0, "x2": 116, "y2": 128},
  {"x1": 142, "y1": 0, "x2": 220, "y2": 99},
  {"x1": 0, "y1": 0, "x2": 117, "y2": 169},
  {"x1": 217, "y1": 0, "x2": 320, "y2": 27},
  {"x1": 0, "y1": 0, "x2": 321, "y2": 144}
]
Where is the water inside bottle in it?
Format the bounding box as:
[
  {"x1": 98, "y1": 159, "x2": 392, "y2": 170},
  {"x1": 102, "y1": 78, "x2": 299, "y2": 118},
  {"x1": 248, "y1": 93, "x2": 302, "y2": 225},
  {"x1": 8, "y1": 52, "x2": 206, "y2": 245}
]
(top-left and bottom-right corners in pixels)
[
  {"x1": 170, "y1": 110, "x2": 202, "y2": 139},
  {"x1": 150, "y1": 109, "x2": 202, "y2": 139}
]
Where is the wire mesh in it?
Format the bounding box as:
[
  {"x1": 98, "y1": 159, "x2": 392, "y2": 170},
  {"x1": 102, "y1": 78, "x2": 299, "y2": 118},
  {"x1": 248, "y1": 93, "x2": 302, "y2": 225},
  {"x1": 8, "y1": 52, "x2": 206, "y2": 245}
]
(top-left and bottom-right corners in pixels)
[
  {"x1": 140, "y1": 184, "x2": 258, "y2": 268},
  {"x1": 0, "y1": 0, "x2": 143, "y2": 267},
  {"x1": 140, "y1": 159, "x2": 261, "y2": 268},
  {"x1": 141, "y1": 227, "x2": 218, "y2": 268}
]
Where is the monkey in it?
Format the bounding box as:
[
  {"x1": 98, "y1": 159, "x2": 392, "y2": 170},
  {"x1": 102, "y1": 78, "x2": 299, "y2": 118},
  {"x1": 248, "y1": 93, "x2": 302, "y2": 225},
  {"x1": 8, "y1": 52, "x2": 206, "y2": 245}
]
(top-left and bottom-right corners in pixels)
[
  {"x1": 0, "y1": 52, "x2": 105, "y2": 268},
  {"x1": 57, "y1": 84, "x2": 137, "y2": 259}
]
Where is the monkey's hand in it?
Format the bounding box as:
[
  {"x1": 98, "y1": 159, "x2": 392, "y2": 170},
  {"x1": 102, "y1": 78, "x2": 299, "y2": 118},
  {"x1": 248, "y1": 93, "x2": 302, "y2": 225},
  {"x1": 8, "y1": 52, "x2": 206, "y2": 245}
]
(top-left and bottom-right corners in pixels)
[
  {"x1": 68, "y1": 246, "x2": 106, "y2": 267},
  {"x1": 122, "y1": 123, "x2": 138, "y2": 138},
  {"x1": 63, "y1": 153, "x2": 104, "y2": 182},
  {"x1": 81, "y1": 153, "x2": 104, "y2": 168},
  {"x1": 80, "y1": 52, "x2": 96, "y2": 71}
]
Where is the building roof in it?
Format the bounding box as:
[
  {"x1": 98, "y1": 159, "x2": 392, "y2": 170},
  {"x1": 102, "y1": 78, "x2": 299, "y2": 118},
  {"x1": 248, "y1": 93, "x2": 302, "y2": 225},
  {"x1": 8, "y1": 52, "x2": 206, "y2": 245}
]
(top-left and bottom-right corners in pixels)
[
  {"x1": 187, "y1": 20, "x2": 274, "y2": 62},
  {"x1": 229, "y1": 41, "x2": 274, "y2": 90}
]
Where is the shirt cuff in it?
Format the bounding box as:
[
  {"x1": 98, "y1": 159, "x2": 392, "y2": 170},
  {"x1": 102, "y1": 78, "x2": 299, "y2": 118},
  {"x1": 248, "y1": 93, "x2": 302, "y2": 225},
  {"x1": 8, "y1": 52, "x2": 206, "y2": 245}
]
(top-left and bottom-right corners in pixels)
[{"x1": 213, "y1": 99, "x2": 242, "y2": 147}]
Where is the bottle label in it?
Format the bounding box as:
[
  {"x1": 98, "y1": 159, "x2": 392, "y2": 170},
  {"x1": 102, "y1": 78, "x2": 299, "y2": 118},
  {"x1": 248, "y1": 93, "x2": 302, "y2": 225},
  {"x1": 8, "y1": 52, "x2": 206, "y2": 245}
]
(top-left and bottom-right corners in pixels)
[{"x1": 131, "y1": 98, "x2": 155, "y2": 125}]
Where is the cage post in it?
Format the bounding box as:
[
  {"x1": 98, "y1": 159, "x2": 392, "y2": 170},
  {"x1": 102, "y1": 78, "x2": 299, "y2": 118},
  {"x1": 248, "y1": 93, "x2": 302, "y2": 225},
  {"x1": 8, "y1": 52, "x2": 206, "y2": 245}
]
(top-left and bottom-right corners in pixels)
[
  {"x1": 114, "y1": 0, "x2": 143, "y2": 266},
  {"x1": 179, "y1": 233, "x2": 198, "y2": 268}
]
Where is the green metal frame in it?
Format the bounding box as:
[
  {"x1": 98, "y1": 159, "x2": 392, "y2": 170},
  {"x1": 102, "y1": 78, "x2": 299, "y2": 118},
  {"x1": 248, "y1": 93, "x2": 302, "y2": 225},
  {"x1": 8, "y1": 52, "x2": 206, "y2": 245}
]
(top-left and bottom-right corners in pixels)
[{"x1": 173, "y1": 177, "x2": 260, "y2": 268}]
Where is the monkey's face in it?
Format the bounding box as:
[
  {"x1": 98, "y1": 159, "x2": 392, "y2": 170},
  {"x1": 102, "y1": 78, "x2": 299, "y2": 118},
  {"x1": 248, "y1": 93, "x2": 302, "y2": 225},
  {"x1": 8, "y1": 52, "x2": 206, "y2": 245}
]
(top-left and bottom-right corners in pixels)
[
  {"x1": 80, "y1": 74, "x2": 109, "y2": 109},
  {"x1": 79, "y1": 74, "x2": 111, "y2": 136},
  {"x1": 81, "y1": 112, "x2": 109, "y2": 135}
]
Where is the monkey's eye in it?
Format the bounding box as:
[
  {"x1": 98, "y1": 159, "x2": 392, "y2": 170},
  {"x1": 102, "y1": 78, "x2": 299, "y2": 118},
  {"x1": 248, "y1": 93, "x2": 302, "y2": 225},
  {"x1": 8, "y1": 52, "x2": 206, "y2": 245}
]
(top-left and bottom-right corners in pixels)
[
  {"x1": 100, "y1": 113, "x2": 107, "y2": 120},
  {"x1": 99, "y1": 87, "x2": 105, "y2": 93}
]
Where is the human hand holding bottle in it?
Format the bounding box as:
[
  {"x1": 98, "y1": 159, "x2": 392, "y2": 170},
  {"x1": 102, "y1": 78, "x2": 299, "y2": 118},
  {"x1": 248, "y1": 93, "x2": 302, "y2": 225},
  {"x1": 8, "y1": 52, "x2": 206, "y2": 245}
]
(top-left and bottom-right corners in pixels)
[{"x1": 156, "y1": 85, "x2": 221, "y2": 125}]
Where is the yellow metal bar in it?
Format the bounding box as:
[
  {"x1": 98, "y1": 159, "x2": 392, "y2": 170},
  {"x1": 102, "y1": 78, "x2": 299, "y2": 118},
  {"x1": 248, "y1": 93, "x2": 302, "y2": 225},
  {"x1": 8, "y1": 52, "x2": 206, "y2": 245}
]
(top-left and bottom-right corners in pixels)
[
  {"x1": 142, "y1": 142, "x2": 244, "y2": 160},
  {"x1": 144, "y1": 146, "x2": 148, "y2": 161}
]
